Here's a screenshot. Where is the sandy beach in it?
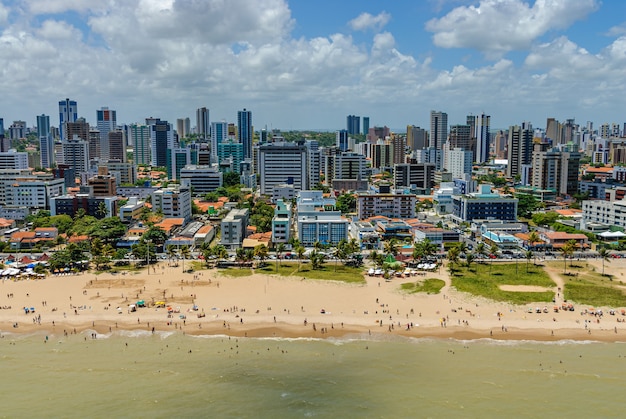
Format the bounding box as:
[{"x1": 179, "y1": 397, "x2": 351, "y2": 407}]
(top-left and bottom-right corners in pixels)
[{"x1": 1, "y1": 258, "x2": 626, "y2": 342}]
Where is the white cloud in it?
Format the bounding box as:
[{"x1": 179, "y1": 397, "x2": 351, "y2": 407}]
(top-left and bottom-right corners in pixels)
[
  {"x1": 348, "y1": 11, "x2": 391, "y2": 32},
  {"x1": 426, "y1": 0, "x2": 598, "y2": 55},
  {"x1": 38, "y1": 20, "x2": 81, "y2": 40},
  {"x1": 0, "y1": 4, "x2": 8, "y2": 26},
  {"x1": 26, "y1": 0, "x2": 105, "y2": 15}
]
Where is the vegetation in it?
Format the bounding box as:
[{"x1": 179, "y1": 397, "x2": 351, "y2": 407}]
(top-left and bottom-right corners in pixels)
[
  {"x1": 400, "y1": 278, "x2": 445, "y2": 294},
  {"x1": 257, "y1": 262, "x2": 366, "y2": 284},
  {"x1": 450, "y1": 263, "x2": 555, "y2": 304},
  {"x1": 335, "y1": 193, "x2": 356, "y2": 214},
  {"x1": 561, "y1": 267, "x2": 626, "y2": 307}
]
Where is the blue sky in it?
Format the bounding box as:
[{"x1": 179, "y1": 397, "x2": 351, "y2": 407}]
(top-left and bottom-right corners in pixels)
[{"x1": 1, "y1": 0, "x2": 626, "y2": 132}]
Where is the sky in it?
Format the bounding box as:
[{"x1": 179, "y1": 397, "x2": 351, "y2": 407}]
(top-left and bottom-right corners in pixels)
[{"x1": 1, "y1": 0, "x2": 626, "y2": 132}]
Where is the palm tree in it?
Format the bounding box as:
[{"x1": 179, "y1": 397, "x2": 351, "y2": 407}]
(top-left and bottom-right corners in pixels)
[
  {"x1": 598, "y1": 247, "x2": 611, "y2": 276},
  {"x1": 447, "y1": 246, "x2": 460, "y2": 273},
  {"x1": 489, "y1": 244, "x2": 499, "y2": 275},
  {"x1": 475, "y1": 242, "x2": 486, "y2": 265},
  {"x1": 527, "y1": 231, "x2": 540, "y2": 251},
  {"x1": 235, "y1": 247, "x2": 246, "y2": 268},
  {"x1": 180, "y1": 245, "x2": 191, "y2": 272},
  {"x1": 369, "y1": 250, "x2": 383, "y2": 268},
  {"x1": 166, "y1": 244, "x2": 177, "y2": 266},
  {"x1": 412, "y1": 243, "x2": 424, "y2": 265},
  {"x1": 466, "y1": 252, "x2": 475, "y2": 270},
  {"x1": 560, "y1": 241, "x2": 575, "y2": 274},
  {"x1": 254, "y1": 244, "x2": 269, "y2": 268},
  {"x1": 275, "y1": 242, "x2": 285, "y2": 270},
  {"x1": 295, "y1": 245, "x2": 305, "y2": 272},
  {"x1": 387, "y1": 238, "x2": 399, "y2": 257},
  {"x1": 213, "y1": 245, "x2": 228, "y2": 267},
  {"x1": 96, "y1": 202, "x2": 108, "y2": 218}
]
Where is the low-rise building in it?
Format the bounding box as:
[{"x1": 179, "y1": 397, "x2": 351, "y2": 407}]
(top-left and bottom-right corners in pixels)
[
  {"x1": 357, "y1": 193, "x2": 417, "y2": 220},
  {"x1": 271, "y1": 200, "x2": 291, "y2": 244},
  {"x1": 151, "y1": 186, "x2": 192, "y2": 221},
  {"x1": 179, "y1": 165, "x2": 223, "y2": 194},
  {"x1": 451, "y1": 184, "x2": 518, "y2": 223},
  {"x1": 582, "y1": 199, "x2": 626, "y2": 229},
  {"x1": 221, "y1": 208, "x2": 249, "y2": 249},
  {"x1": 119, "y1": 197, "x2": 145, "y2": 222},
  {"x1": 349, "y1": 220, "x2": 380, "y2": 250},
  {"x1": 296, "y1": 190, "x2": 348, "y2": 246}
]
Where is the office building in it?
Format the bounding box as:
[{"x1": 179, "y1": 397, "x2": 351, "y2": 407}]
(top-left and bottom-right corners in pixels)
[
  {"x1": 336, "y1": 130, "x2": 349, "y2": 152},
  {"x1": 451, "y1": 184, "x2": 518, "y2": 222},
  {"x1": 363, "y1": 117, "x2": 370, "y2": 136},
  {"x1": 176, "y1": 117, "x2": 191, "y2": 139},
  {"x1": 196, "y1": 107, "x2": 210, "y2": 140},
  {"x1": 394, "y1": 163, "x2": 436, "y2": 190},
  {"x1": 179, "y1": 165, "x2": 223, "y2": 194},
  {"x1": 58, "y1": 98, "x2": 78, "y2": 140},
  {"x1": 5, "y1": 178, "x2": 65, "y2": 210},
  {"x1": 37, "y1": 114, "x2": 55, "y2": 168},
  {"x1": 258, "y1": 141, "x2": 309, "y2": 195},
  {"x1": 238, "y1": 108, "x2": 252, "y2": 160},
  {"x1": 347, "y1": 115, "x2": 360, "y2": 135},
  {"x1": 0, "y1": 151, "x2": 29, "y2": 170},
  {"x1": 100, "y1": 161, "x2": 136, "y2": 185},
  {"x1": 96, "y1": 107, "x2": 116, "y2": 160},
  {"x1": 391, "y1": 135, "x2": 406, "y2": 164},
  {"x1": 370, "y1": 140, "x2": 393, "y2": 169},
  {"x1": 50, "y1": 187, "x2": 117, "y2": 219},
  {"x1": 211, "y1": 121, "x2": 228, "y2": 164},
  {"x1": 9, "y1": 121, "x2": 26, "y2": 140},
  {"x1": 88, "y1": 129, "x2": 101, "y2": 161},
  {"x1": 296, "y1": 191, "x2": 348, "y2": 246},
  {"x1": 217, "y1": 140, "x2": 244, "y2": 174},
  {"x1": 166, "y1": 147, "x2": 191, "y2": 180},
  {"x1": 149, "y1": 119, "x2": 174, "y2": 167}
]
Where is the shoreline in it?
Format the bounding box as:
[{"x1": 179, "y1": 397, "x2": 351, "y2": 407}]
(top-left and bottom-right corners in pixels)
[{"x1": 2, "y1": 260, "x2": 626, "y2": 343}]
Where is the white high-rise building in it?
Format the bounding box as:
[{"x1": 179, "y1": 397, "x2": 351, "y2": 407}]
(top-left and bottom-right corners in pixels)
[
  {"x1": 446, "y1": 148, "x2": 473, "y2": 179},
  {"x1": 258, "y1": 142, "x2": 309, "y2": 195},
  {"x1": 37, "y1": 114, "x2": 54, "y2": 168},
  {"x1": 430, "y1": 110, "x2": 447, "y2": 170},
  {"x1": 97, "y1": 107, "x2": 116, "y2": 161},
  {"x1": 62, "y1": 136, "x2": 89, "y2": 174},
  {"x1": 0, "y1": 151, "x2": 29, "y2": 170}
]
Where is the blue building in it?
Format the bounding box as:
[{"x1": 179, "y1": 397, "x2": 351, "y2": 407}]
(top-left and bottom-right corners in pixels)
[
  {"x1": 58, "y1": 98, "x2": 78, "y2": 140},
  {"x1": 218, "y1": 140, "x2": 244, "y2": 174},
  {"x1": 149, "y1": 119, "x2": 174, "y2": 167},
  {"x1": 37, "y1": 114, "x2": 54, "y2": 168},
  {"x1": 336, "y1": 129, "x2": 349, "y2": 152},
  {"x1": 238, "y1": 108, "x2": 252, "y2": 160},
  {"x1": 452, "y1": 184, "x2": 518, "y2": 222},
  {"x1": 347, "y1": 115, "x2": 360, "y2": 135}
]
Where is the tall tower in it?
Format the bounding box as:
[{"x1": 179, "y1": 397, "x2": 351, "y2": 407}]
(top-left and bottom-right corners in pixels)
[
  {"x1": 58, "y1": 98, "x2": 78, "y2": 140},
  {"x1": 430, "y1": 110, "x2": 447, "y2": 170},
  {"x1": 476, "y1": 113, "x2": 491, "y2": 164},
  {"x1": 129, "y1": 124, "x2": 151, "y2": 165},
  {"x1": 347, "y1": 115, "x2": 360, "y2": 135},
  {"x1": 238, "y1": 108, "x2": 252, "y2": 160},
  {"x1": 336, "y1": 130, "x2": 349, "y2": 151},
  {"x1": 211, "y1": 121, "x2": 228, "y2": 164},
  {"x1": 37, "y1": 114, "x2": 55, "y2": 168},
  {"x1": 363, "y1": 117, "x2": 370, "y2": 136},
  {"x1": 149, "y1": 119, "x2": 174, "y2": 167},
  {"x1": 97, "y1": 107, "x2": 116, "y2": 161},
  {"x1": 196, "y1": 107, "x2": 210, "y2": 140}
]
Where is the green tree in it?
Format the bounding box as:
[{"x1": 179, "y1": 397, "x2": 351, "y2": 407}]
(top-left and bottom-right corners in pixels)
[
  {"x1": 525, "y1": 250, "x2": 534, "y2": 273},
  {"x1": 335, "y1": 193, "x2": 356, "y2": 214},
  {"x1": 254, "y1": 244, "x2": 269, "y2": 267},
  {"x1": 598, "y1": 247, "x2": 611, "y2": 276},
  {"x1": 276, "y1": 242, "x2": 285, "y2": 270},
  {"x1": 223, "y1": 171, "x2": 241, "y2": 188},
  {"x1": 96, "y1": 202, "x2": 109, "y2": 218},
  {"x1": 180, "y1": 245, "x2": 191, "y2": 271},
  {"x1": 295, "y1": 245, "x2": 305, "y2": 272},
  {"x1": 516, "y1": 194, "x2": 539, "y2": 218}
]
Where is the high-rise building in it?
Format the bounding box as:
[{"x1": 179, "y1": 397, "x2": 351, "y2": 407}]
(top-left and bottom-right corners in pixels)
[
  {"x1": 149, "y1": 119, "x2": 174, "y2": 167},
  {"x1": 37, "y1": 114, "x2": 55, "y2": 168},
  {"x1": 108, "y1": 130, "x2": 125, "y2": 162},
  {"x1": 65, "y1": 117, "x2": 89, "y2": 143},
  {"x1": 62, "y1": 136, "x2": 89, "y2": 174},
  {"x1": 370, "y1": 141, "x2": 394, "y2": 169},
  {"x1": 476, "y1": 113, "x2": 491, "y2": 164},
  {"x1": 96, "y1": 107, "x2": 116, "y2": 161},
  {"x1": 9, "y1": 121, "x2": 26, "y2": 140},
  {"x1": 363, "y1": 117, "x2": 370, "y2": 136},
  {"x1": 506, "y1": 124, "x2": 533, "y2": 179},
  {"x1": 336, "y1": 130, "x2": 349, "y2": 152},
  {"x1": 430, "y1": 111, "x2": 447, "y2": 170},
  {"x1": 391, "y1": 135, "x2": 406, "y2": 165},
  {"x1": 531, "y1": 142, "x2": 581, "y2": 196},
  {"x1": 211, "y1": 121, "x2": 228, "y2": 164},
  {"x1": 59, "y1": 98, "x2": 78, "y2": 140},
  {"x1": 88, "y1": 129, "x2": 101, "y2": 161},
  {"x1": 445, "y1": 148, "x2": 473, "y2": 179},
  {"x1": 167, "y1": 147, "x2": 191, "y2": 180},
  {"x1": 448, "y1": 124, "x2": 472, "y2": 151},
  {"x1": 406, "y1": 125, "x2": 428, "y2": 151},
  {"x1": 129, "y1": 124, "x2": 151, "y2": 165},
  {"x1": 546, "y1": 118, "x2": 562, "y2": 143},
  {"x1": 176, "y1": 117, "x2": 191, "y2": 139},
  {"x1": 217, "y1": 140, "x2": 244, "y2": 174},
  {"x1": 258, "y1": 141, "x2": 309, "y2": 195},
  {"x1": 347, "y1": 115, "x2": 360, "y2": 135},
  {"x1": 196, "y1": 107, "x2": 210, "y2": 140},
  {"x1": 394, "y1": 163, "x2": 436, "y2": 189},
  {"x1": 238, "y1": 108, "x2": 252, "y2": 160}
]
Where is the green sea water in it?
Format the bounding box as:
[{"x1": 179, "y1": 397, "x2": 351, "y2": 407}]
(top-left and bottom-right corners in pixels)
[{"x1": 1, "y1": 331, "x2": 625, "y2": 418}]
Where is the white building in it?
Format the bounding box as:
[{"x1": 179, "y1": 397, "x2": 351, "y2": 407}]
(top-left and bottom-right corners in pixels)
[
  {"x1": 5, "y1": 178, "x2": 65, "y2": 210},
  {"x1": 0, "y1": 151, "x2": 29, "y2": 170},
  {"x1": 433, "y1": 182, "x2": 459, "y2": 215},
  {"x1": 272, "y1": 184, "x2": 296, "y2": 204},
  {"x1": 179, "y1": 165, "x2": 223, "y2": 194},
  {"x1": 357, "y1": 193, "x2": 417, "y2": 220},
  {"x1": 445, "y1": 148, "x2": 473, "y2": 179},
  {"x1": 151, "y1": 186, "x2": 192, "y2": 221},
  {"x1": 296, "y1": 191, "x2": 348, "y2": 247},
  {"x1": 129, "y1": 124, "x2": 151, "y2": 165},
  {"x1": 258, "y1": 142, "x2": 309, "y2": 195},
  {"x1": 62, "y1": 136, "x2": 90, "y2": 173},
  {"x1": 221, "y1": 208, "x2": 249, "y2": 249},
  {"x1": 119, "y1": 197, "x2": 145, "y2": 222},
  {"x1": 582, "y1": 199, "x2": 626, "y2": 229}
]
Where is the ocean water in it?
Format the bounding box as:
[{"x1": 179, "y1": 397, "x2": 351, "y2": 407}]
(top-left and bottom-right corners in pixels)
[{"x1": 1, "y1": 331, "x2": 625, "y2": 418}]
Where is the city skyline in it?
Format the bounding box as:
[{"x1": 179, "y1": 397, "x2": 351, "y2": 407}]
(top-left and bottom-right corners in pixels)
[{"x1": 1, "y1": 0, "x2": 625, "y2": 130}]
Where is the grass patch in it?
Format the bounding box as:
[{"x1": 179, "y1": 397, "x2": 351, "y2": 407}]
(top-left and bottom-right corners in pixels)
[
  {"x1": 256, "y1": 262, "x2": 366, "y2": 284},
  {"x1": 401, "y1": 278, "x2": 445, "y2": 294},
  {"x1": 220, "y1": 268, "x2": 255, "y2": 278},
  {"x1": 560, "y1": 268, "x2": 626, "y2": 307},
  {"x1": 450, "y1": 262, "x2": 555, "y2": 304}
]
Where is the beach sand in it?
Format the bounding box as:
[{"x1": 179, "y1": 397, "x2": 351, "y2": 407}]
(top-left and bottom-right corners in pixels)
[{"x1": 1, "y1": 258, "x2": 625, "y2": 342}]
